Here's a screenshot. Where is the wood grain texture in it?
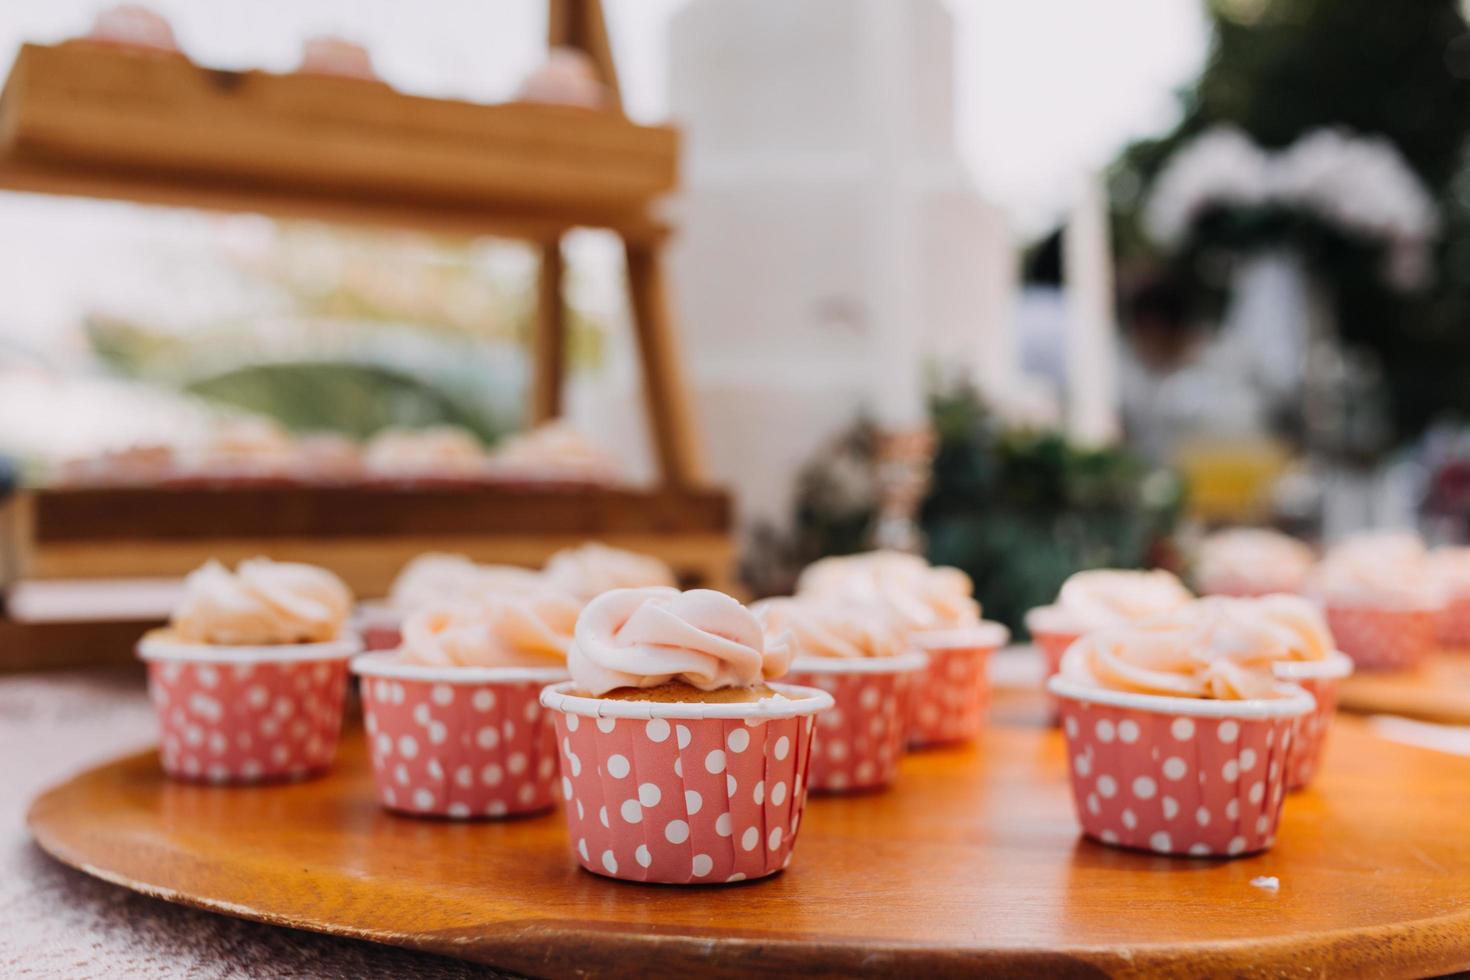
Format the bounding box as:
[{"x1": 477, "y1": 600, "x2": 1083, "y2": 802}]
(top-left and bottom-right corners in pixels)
[
  {"x1": 0, "y1": 43, "x2": 676, "y2": 218},
  {"x1": 1337, "y1": 651, "x2": 1470, "y2": 725},
  {"x1": 529, "y1": 240, "x2": 567, "y2": 425},
  {"x1": 625, "y1": 241, "x2": 705, "y2": 489},
  {"x1": 27, "y1": 697, "x2": 1470, "y2": 978}
]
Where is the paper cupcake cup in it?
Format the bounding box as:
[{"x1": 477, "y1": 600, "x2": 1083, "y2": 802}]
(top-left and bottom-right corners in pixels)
[
  {"x1": 783, "y1": 652, "x2": 928, "y2": 793},
  {"x1": 1436, "y1": 595, "x2": 1470, "y2": 650},
  {"x1": 352, "y1": 601, "x2": 403, "y2": 652},
  {"x1": 1324, "y1": 604, "x2": 1437, "y2": 671},
  {"x1": 906, "y1": 622, "x2": 1010, "y2": 748},
  {"x1": 541, "y1": 681, "x2": 834, "y2": 885},
  {"x1": 1048, "y1": 675, "x2": 1314, "y2": 857},
  {"x1": 139, "y1": 632, "x2": 361, "y2": 784},
  {"x1": 1273, "y1": 651, "x2": 1354, "y2": 792},
  {"x1": 353, "y1": 652, "x2": 567, "y2": 819}
]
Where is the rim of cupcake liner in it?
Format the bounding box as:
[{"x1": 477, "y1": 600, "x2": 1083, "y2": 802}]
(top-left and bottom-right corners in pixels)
[
  {"x1": 350, "y1": 650, "x2": 569, "y2": 684},
  {"x1": 786, "y1": 651, "x2": 929, "y2": 675},
  {"x1": 351, "y1": 601, "x2": 403, "y2": 628},
  {"x1": 1272, "y1": 649, "x2": 1355, "y2": 681},
  {"x1": 138, "y1": 631, "x2": 363, "y2": 664},
  {"x1": 909, "y1": 620, "x2": 1010, "y2": 651},
  {"x1": 1046, "y1": 675, "x2": 1316, "y2": 719},
  {"x1": 540, "y1": 680, "x2": 835, "y2": 721}
]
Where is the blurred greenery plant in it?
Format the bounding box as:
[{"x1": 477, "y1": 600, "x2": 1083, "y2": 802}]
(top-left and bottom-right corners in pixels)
[{"x1": 785, "y1": 386, "x2": 1185, "y2": 634}]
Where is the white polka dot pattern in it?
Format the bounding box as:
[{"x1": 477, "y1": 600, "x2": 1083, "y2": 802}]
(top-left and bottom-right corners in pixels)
[
  {"x1": 360, "y1": 676, "x2": 558, "y2": 819},
  {"x1": 148, "y1": 657, "x2": 348, "y2": 783},
  {"x1": 1055, "y1": 696, "x2": 1300, "y2": 857},
  {"x1": 1284, "y1": 672, "x2": 1343, "y2": 792},
  {"x1": 905, "y1": 642, "x2": 998, "y2": 748},
  {"x1": 547, "y1": 703, "x2": 824, "y2": 884},
  {"x1": 1326, "y1": 605, "x2": 1435, "y2": 671},
  {"x1": 783, "y1": 666, "x2": 914, "y2": 793}
]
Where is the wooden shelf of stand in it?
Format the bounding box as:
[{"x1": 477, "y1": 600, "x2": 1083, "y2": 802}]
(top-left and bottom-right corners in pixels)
[
  {"x1": 27, "y1": 696, "x2": 1470, "y2": 978},
  {"x1": 22, "y1": 484, "x2": 736, "y2": 597},
  {"x1": 0, "y1": 41, "x2": 676, "y2": 242}
]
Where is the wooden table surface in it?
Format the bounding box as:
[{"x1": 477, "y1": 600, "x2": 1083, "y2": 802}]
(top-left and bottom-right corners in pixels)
[
  {"x1": 1338, "y1": 651, "x2": 1470, "y2": 726},
  {"x1": 28, "y1": 694, "x2": 1470, "y2": 979}
]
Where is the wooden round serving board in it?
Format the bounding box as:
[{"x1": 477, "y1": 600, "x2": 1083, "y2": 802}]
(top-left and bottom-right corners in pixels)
[
  {"x1": 29, "y1": 694, "x2": 1470, "y2": 978},
  {"x1": 1337, "y1": 650, "x2": 1470, "y2": 725}
]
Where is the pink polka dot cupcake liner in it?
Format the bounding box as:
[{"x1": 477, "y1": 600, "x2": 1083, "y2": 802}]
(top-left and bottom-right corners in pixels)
[
  {"x1": 353, "y1": 653, "x2": 567, "y2": 819},
  {"x1": 784, "y1": 652, "x2": 927, "y2": 793},
  {"x1": 906, "y1": 622, "x2": 1009, "y2": 748},
  {"x1": 1325, "y1": 604, "x2": 1437, "y2": 671},
  {"x1": 1047, "y1": 675, "x2": 1314, "y2": 858},
  {"x1": 540, "y1": 681, "x2": 835, "y2": 885},
  {"x1": 352, "y1": 602, "x2": 403, "y2": 652},
  {"x1": 1273, "y1": 651, "x2": 1353, "y2": 792},
  {"x1": 138, "y1": 633, "x2": 361, "y2": 784},
  {"x1": 1436, "y1": 596, "x2": 1470, "y2": 650}
]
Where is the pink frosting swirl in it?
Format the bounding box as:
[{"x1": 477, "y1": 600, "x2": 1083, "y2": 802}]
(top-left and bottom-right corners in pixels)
[
  {"x1": 750, "y1": 597, "x2": 907, "y2": 660},
  {"x1": 569, "y1": 587, "x2": 792, "y2": 695},
  {"x1": 1308, "y1": 532, "x2": 1437, "y2": 609},
  {"x1": 543, "y1": 543, "x2": 675, "y2": 601},
  {"x1": 1195, "y1": 528, "x2": 1315, "y2": 594},
  {"x1": 397, "y1": 590, "x2": 579, "y2": 668},
  {"x1": 1061, "y1": 595, "x2": 1330, "y2": 699},
  {"x1": 388, "y1": 555, "x2": 547, "y2": 612},
  {"x1": 1431, "y1": 547, "x2": 1470, "y2": 600},
  {"x1": 172, "y1": 558, "x2": 352, "y2": 645},
  {"x1": 1029, "y1": 569, "x2": 1192, "y2": 635},
  {"x1": 364, "y1": 426, "x2": 486, "y2": 475},
  {"x1": 795, "y1": 551, "x2": 980, "y2": 632}
]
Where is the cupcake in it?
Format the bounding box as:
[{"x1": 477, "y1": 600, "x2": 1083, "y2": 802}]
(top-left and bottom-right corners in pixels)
[
  {"x1": 1194, "y1": 528, "x2": 1315, "y2": 597},
  {"x1": 1142, "y1": 595, "x2": 1352, "y2": 791},
  {"x1": 355, "y1": 554, "x2": 544, "y2": 651},
  {"x1": 352, "y1": 587, "x2": 576, "y2": 819},
  {"x1": 1430, "y1": 548, "x2": 1470, "y2": 650},
  {"x1": 542, "y1": 542, "x2": 677, "y2": 601},
  {"x1": 1307, "y1": 533, "x2": 1440, "y2": 671},
  {"x1": 540, "y1": 587, "x2": 833, "y2": 884},
  {"x1": 486, "y1": 422, "x2": 623, "y2": 485},
  {"x1": 137, "y1": 559, "x2": 360, "y2": 783},
  {"x1": 752, "y1": 597, "x2": 926, "y2": 793},
  {"x1": 1025, "y1": 569, "x2": 1193, "y2": 694},
  {"x1": 297, "y1": 35, "x2": 379, "y2": 81},
  {"x1": 363, "y1": 426, "x2": 488, "y2": 486},
  {"x1": 797, "y1": 551, "x2": 1009, "y2": 747},
  {"x1": 1048, "y1": 619, "x2": 1314, "y2": 857}
]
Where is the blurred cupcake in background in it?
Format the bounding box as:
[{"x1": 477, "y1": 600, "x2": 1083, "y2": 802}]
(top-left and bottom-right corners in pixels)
[
  {"x1": 1194, "y1": 527, "x2": 1315, "y2": 598},
  {"x1": 486, "y1": 422, "x2": 623, "y2": 485},
  {"x1": 138, "y1": 558, "x2": 360, "y2": 784},
  {"x1": 352, "y1": 585, "x2": 577, "y2": 819},
  {"x1": 753, "y1": 597, "x2": 926, "y2": 793},
  {"x1": 516, "y1": 46, "x2": 608, "y2": 109},
  {"x1": 296, "y1": 35, "x2": 379, "y2": 81},
  {"x1": 1429, "y1": 547, "x2": 1470, "y2": 650},
  {"x1": 356, "y1": 553, "x2": 543, "y2": 651},
  {"x1": 363, "y1": 426, "x2": 488, "y2": 485},
  {"x1": 1049, "y1": 612, "x2": 1314, "y2": 857},
  {"x1": 543, "y1": 542, "x2": 676, "y2": 602},
  {"x1": 1025, "y1": 569, "x2": 1193, "y2": 692},
  {"x1": 541, "y1": 587, "x2": 832, "y2": 884},
  {"x1": 797, "y1": 550, "x2": 1007, "y2": 747},
  {"x1": 1307, "y1": 532, "x2": 1440, "y2": 671},
  {"x1": 81, "y1": 4, "x2": 180, "y2": 53},
  {"x1": 292, "y1": 432, "x2": 363, "y2": 484},
  {"x1": 173, "y1": 417, "x2": 296, "y2": 486}
]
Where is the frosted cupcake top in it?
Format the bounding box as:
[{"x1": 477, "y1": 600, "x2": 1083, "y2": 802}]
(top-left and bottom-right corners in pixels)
[
  {"x1": 488, "y1": 422, "x2": 621, "y2": 481},
  {"x1": 396, "y1": 590, "x2": 579, "y2": 668},
  {"x1": 543, "y1": 543, "x2": 676, "y2": 602},
  {"x1": 796, "y1": 550, "x2": 980, "y2": 632},
  {"x1": 364, "y1": 426, "x2": 485, "y2": 474},
  {"x1": 569, "y1": 587, "x2": 792, "y2": 695},
  {"x1": 750, "y1": 597, "x2": 908, "y2": 660},
  {"x1": 387, "y1": 554, "x2": 545, "y2": 612},
  {"x1": 1308, "y1": 532, "x2": 1438, "y2": 610},
  {"x1": 1430, "y1": 547, "x2": 1470, "y2": 600},
  {"x1": 1028, "y1": 569, "x2": 1193, "y2": 635},
  {"x1": 172, "y1": 558, "x2": 352, "y2": 646},
  {"x1": 1195, "y1": 528, "x2": 1315, "y2": 594}
]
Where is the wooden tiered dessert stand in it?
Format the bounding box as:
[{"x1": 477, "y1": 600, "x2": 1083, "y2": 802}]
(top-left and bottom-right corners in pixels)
[{"x1": 0, "y1": 0, "x2": 734, "y2": 669}]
